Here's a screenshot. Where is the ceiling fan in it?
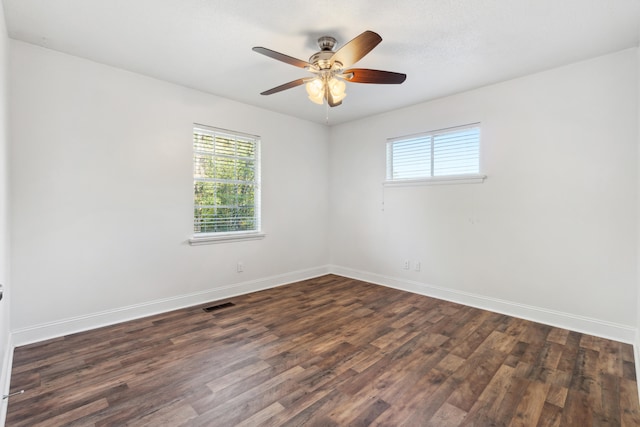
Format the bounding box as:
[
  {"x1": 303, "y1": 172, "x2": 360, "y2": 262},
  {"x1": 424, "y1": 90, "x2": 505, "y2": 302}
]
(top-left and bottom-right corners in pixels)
[{"x1": 253, "y1": 30, "x2": 406, "y2": 107}]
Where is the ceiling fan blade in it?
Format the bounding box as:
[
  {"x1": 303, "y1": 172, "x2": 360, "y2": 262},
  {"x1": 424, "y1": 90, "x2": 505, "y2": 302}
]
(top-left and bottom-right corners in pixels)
[
  {"x1": 343, "y1": 68, "x2": 407, "y2": 84},
  {"x1": 260, "y1": 78, "x2": 306, "y2": 95},
  {"x1": 252, "y1": 47, "x2": 311, "y2": 69},
  {"x1": 331, "y1": 30, "x2": 382, "y2": 68}
]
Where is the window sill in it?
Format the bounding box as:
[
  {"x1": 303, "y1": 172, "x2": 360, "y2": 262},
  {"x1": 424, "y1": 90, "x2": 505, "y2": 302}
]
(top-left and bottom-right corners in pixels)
[
  {"x1": 383, "y1": 174, "x2": 487, "y2": 187},
  {"x1": 189, "y1": 231, "x2": 266, "y2": 246}
]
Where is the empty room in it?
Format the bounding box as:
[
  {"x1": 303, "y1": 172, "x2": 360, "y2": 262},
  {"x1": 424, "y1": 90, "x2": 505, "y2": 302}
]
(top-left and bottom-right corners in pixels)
[{"x1": 1, "y1": 0, "x2": 640, "y2": 425}]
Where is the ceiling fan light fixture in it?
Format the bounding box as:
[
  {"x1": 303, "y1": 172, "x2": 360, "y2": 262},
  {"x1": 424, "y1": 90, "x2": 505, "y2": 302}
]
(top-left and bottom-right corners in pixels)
[{"x1": 305, "y1": 78, "x2": 325, "y2": 104}]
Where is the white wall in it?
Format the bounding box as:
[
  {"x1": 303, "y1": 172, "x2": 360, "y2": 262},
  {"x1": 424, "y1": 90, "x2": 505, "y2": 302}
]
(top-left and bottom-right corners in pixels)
[
  {"x1": 9, "y1": 41, "x2": 330, "y2": 343},
  {"x1": 0, "y1": 2, "x2": 10, "y2": 422},
  {"x1": 7, "y1": 40, "x2": 640, "y2": 347},
  {"x1": 329, "y1": 48, "x2": 639, "y2": 342}
]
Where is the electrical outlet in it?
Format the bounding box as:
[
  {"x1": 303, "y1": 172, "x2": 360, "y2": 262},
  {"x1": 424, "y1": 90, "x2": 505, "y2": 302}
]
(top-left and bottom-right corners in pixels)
[
  {"x1": 237, "y1": 262, "x2": 244, "y2": 273},
  {"x1": 415, "y1": 261, "x2": 421, "y2": 272},
  {"x1": 403, "y1": 260, "x2": 410, "y2": 270}
]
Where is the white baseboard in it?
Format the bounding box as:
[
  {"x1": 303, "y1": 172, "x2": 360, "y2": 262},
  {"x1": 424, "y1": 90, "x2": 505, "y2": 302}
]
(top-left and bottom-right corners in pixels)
[
  {"x1": 12, "y1": 265, "x2": 330, "y2": 347},
  {"x1": 329, "y1": 265, "x2": 636, "y2": 344},
  {"x1": 0, "y1": 333, "x2": 14, "y2": 427},
  {"x1": 9, "y1": 263, "x2": 638, "y2": 347}
]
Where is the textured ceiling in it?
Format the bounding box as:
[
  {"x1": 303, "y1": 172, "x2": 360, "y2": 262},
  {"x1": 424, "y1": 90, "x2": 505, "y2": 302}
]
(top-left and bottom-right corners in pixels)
[{"x1": 3, "y1": 0, "x2": 640, "y2": 125}]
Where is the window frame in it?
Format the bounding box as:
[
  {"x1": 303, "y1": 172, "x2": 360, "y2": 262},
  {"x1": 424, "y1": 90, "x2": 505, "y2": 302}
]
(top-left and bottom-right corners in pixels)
[
  {"x1": 189, "y1": 124, "x2": 265, "y2": 245},
  {"x1": 384, "y1": 123, "x2": 486, "y2": 186}
]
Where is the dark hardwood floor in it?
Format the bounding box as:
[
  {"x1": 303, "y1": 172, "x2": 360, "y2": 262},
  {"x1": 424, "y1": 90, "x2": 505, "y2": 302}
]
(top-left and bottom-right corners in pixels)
[{"x1": 6, "y1": 275, "x2": 640, "y2": 426}]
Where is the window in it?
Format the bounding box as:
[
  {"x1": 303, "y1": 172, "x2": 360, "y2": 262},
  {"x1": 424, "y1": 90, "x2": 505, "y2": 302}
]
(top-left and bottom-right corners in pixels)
[
  {"x1": 190, "y1": 125, "x2": 263, "y2": 244},
  {"x1": 386, "y1": 123, "x2": 484, "y2": 184}
]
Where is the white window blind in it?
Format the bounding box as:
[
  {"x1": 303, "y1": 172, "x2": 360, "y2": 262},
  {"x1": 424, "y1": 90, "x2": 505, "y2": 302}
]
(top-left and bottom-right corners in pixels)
[
  {"x1": 387, "y1": 124, "x2": 481, "y2": 181},
  {"x1": 193, "y1": 125, "x2": 260, "y2": 235}
]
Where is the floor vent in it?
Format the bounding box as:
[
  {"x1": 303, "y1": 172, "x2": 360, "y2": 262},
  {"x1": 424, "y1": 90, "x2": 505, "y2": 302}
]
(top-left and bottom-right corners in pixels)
[{"x1": 203, "y1": 302, "x2": 235, "y2": 313}]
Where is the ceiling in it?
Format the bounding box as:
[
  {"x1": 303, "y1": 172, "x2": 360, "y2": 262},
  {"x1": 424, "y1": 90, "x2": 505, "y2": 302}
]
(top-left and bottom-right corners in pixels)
[{"x1": 3, "y1": 1, "x2": 640, "y2": 126}]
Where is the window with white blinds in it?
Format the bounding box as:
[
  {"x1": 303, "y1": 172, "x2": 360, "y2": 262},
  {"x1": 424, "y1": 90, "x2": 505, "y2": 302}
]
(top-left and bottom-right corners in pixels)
[
  {"x1": 193, "y1": 125, "x2": 261, "y2": 236},
  {"x1": 386, "y1": 124, "x2": 481, "y2": 182}
]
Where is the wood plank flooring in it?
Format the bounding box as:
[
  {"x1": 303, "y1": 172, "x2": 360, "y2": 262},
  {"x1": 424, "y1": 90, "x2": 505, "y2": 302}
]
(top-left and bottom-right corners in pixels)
[{"x1": 6, "y1": 275, "x2": 640, "y2": 426}]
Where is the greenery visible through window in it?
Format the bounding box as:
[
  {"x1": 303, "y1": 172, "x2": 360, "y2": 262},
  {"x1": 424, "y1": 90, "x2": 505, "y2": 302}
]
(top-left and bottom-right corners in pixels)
[
  {"x1": 386, "y1": 124, "x2": 480, "y2": 181},
  {"x1": 193, "y1": 125, "x2": 260, "y2": 234}
]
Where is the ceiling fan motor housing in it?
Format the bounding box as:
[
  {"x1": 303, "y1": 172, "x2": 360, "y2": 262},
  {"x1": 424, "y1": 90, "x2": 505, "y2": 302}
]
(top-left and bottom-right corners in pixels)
[
  {"x1": 308, "y1": 36, "x2": 342, "y2": 71},
  {"x1": 309, "y1": 51, "x2": 342, "y2": 71}
]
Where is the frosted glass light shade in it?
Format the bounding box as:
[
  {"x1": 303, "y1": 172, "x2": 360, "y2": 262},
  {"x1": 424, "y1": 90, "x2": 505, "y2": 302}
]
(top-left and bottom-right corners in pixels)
[
  {"x1": 305, "y1": 78, "x2": 324, "y2": 105},
  {"x1": 328, "y1": 78, "x2": 346, "y2": 102}
]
